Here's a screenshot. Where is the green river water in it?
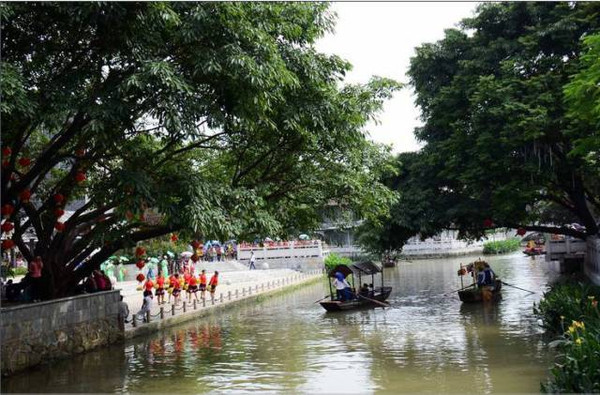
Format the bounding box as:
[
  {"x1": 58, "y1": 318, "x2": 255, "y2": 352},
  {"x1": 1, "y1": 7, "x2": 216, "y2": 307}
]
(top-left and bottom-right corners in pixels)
[{"x1": 3, "y1": 252, "x2": 557, "y2": 393}]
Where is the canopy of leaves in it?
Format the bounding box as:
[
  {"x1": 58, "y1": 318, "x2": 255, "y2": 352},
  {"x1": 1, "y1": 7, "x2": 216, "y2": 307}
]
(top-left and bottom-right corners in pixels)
[{"x1": 0, "y1": 2, "x2": 399, "y2": 297}]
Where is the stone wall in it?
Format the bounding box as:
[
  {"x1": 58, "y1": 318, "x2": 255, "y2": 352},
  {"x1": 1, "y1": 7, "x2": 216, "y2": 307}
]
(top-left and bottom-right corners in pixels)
[
  {"x1": 585, "y1": 236, "x2": 600, "y2": 285},
  {"x1": 1, "y1": 290, "x2": 122, "y2": 376}
]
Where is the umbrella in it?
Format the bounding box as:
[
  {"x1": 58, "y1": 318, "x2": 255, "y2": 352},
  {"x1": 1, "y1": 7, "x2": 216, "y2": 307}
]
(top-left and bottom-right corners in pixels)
[
  {"x1": 299, "y1": 234, "x2": 310, "y2": 240},
  {"x1": 181, "y1": 251, "x2": 193, "y2": 258},
  {"x1": 211, "y1": 240, "x2": 221, "y2": 246},
  {"x1": 166, "y1": 251, "x2": 175, "y2": 258},
  {"x1": 264, "y1": 237, "x2": 273, "y2": 242},
  {"x1": 148, "y1": 257, "x2": 160, "y2": 264}
]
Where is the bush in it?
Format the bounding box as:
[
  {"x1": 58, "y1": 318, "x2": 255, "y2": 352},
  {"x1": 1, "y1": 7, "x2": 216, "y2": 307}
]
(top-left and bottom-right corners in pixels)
[
  {"x1": 534, "y1": 282, "x2": 600, "y2": 392},
  {"x1": 324, "y1": 253, "x2": 351, "y2": 271},
  {"x1": 482, "y1": 238, "x2": 521, "y2": 254},
  {"x1": 13, "y1": 266, "x2": 28, "y2": 276}
]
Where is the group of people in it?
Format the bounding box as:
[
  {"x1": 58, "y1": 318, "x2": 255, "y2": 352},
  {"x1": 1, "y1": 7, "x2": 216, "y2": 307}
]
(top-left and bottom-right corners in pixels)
[
  {"x1": 135, "y1": 269, "x2": 220, "y2": 323},
  {"x1": 331, "y1": 272, "x2": 374, "y2": 302},
  {"x1": 1, "y1": 255, "x2": 44, "y2": 303},
  {"x1": 82, "y1": 270, "x2": 113, "y2": 293}
]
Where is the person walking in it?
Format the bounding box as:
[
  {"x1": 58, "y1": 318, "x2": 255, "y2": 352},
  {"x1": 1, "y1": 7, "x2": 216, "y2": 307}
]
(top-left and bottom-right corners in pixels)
[
  {"x1": 208, "y1": 271, "x2": 219, "y2": 303},
  {"x1": 118, "y1": 295, "x2": 129, "y2": 330},
  {"x1": 199, "y1": 269, "x2": 207, "y2": 300},
  {"x1": 28, "y1": 256, "x2": 44, "y2": 302},
  {"x1": 249, "y1": 251, "x2": 256, "y2": 270},
  {"x1": 136, "y1": 290, "x2": 153, "y2": 323},
  {"x1": 155, "y1": 271, "x2": 166, "y2": 305}
]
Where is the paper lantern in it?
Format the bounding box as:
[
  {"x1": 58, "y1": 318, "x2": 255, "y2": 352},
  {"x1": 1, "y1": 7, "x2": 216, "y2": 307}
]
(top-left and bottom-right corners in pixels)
[
  {"x1": 483, "y1": 219, "x2": 493, "y2": 228},
  {"x1": 53, "y1": 193, "x2": 65, "y2": 204},
  {"x1": 135, "y1": 246, "x2": 146, "y2": 257},
  {"x1": 1, "y1": 204, "x2": 14, "y2": 218},
  {"x1": 136, "y1": 260, "x2": 145, "y2": 269},
  {"x1": 516, "y1": 227, "x2": 526, "y2": 236},
  {"x1": 75, "y1": 171, "x2": 86, "y2": 183},
  {"x1": 19, "y1": 189, "x2": 31, "y2": 203},
  {"x1": 136, "y1": 273, "x2": 145, "y2": 283},
  {"x1": 1, "y1": 222, "x2": 14, "y2": 233},
  {"x1": 2, "y1": 147, "x2": 11, "y2": 157},
  {"x1": 18, "y1": 157, "x2": 31, "y2": 167},
  {"x1": 54, "y1": 221, "x2": 65, "y2": 232},
  {"x1": 54, "y1": 208, "x2": 65, "y2": 218},
  {"x1": 75, "y1": 148, "x2": 85, "y2": 157},
  {"x1": 1, "y1": 239, "x2": 15, "y2": 250},
  {"x1": 191, "y1": 240, "x2": 201, "y2": 249},
  {"x1": 171, "y1": 233, "x2": 178, "y2": 242}
]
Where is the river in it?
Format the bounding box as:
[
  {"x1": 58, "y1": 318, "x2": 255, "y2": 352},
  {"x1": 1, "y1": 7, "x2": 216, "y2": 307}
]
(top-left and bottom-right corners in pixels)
[{"x1": 3, "y1": 252, "x2": 557, "y2": 393}]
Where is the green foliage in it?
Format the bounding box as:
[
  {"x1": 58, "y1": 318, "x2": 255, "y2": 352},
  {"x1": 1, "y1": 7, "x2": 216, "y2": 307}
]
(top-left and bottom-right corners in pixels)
[
  {"x1": 482, "y1": 238, "x2": 521, "y2": 254},
  {"x1": 324, "y1": 253, "x2": 351, "y2": 271},
  {"x1": 360, "y1": 3, "x2": 600, "y2": 253},
  {"x1": 534, "y1": 282, "x2": 600, "y2": 392},
  {"x1": 0, "y1": 3, "x2": 399, "y2": 297}
]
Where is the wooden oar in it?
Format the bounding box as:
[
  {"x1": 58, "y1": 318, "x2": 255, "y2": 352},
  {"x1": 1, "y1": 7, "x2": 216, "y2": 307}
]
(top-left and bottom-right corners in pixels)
[
  {"x1": 442, "y1": 283, "x2": 475, "y2": 296},
  {"x1": 500, "y1": 281, "x2": 536, "y2": 294},
  {"x1": 314, "y1": 295, "x2": 332, "y2": 304},
  {"x1": 358, "y1": 294, "x2": 390, "y2": 308}
]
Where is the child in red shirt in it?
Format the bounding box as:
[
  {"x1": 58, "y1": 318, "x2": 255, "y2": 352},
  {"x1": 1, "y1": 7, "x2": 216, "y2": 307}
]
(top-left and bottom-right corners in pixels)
[
  {"x1": 187, "y1": 275, "x2": 199, "y2": 302},
  {"x1": 155, "y1": 272, "x2": 166, "y2": 305}
]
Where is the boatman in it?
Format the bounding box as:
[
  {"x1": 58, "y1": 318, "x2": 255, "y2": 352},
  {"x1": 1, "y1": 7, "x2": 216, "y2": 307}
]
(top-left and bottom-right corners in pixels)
[
  {"x1": 477, "y1": 262, "x2": 496, "y2": 302},
  {"x1": 333, "y1": 272, "x2": 351, "y2": 301}
]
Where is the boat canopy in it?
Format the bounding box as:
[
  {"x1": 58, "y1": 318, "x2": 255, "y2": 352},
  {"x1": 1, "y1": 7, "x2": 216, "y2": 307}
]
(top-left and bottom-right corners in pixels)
[{"x1": 327, "y1": 261, "x2": 382, "y2": 278}]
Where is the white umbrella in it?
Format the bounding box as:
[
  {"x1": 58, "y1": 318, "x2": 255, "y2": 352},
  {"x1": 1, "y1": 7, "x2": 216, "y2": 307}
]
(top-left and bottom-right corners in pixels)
[
  {"x1": 180, "y1": 251, "x2": 193, "y2": 258},
  {"x1": 264, "y1": 237, "x2": 273, "y2": 242},
  {"x1": 299, "y1": 234, "x2": 310, "y2": 240}
]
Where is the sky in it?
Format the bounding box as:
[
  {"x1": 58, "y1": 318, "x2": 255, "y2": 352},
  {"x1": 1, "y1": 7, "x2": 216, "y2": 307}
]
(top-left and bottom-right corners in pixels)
[{"x1": 316, "y1": 2, "x2": 478, "y2": 153}]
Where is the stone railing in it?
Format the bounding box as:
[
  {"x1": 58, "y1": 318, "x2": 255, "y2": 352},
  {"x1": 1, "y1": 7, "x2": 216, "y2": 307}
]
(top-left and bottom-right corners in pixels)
[
  {"x1": 545, "y1": 238, "x2": 587, "y2": 261},
  {"x1": 585, "y1": 236, "x2": 600, "y2": 285},
  {"x1": 1, "y1": 290, "x2": 121, "y2": 376},
  {"x1": 237, "y1": 241, "x2": 323, "y2": 261}
]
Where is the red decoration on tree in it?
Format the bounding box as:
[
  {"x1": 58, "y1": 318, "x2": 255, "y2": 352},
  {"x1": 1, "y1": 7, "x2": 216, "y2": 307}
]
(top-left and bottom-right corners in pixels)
[
  {"x1": 75, "y1": 171, "x2": 86, "y2": 183},
  {"x1": 1, "y1": 222, "x2": 14, "y2": 233},
  {"x1": 53, "y1": 193, "x2": 65, "y2": 204},
  {"x1": 18, "y1": 157, "x2": 31, "y2": 167},
  {"x1": 2, "y1": 160, "x2": 9, "y2": 168},
  {"x1": 170, "y1": 233, "x2": 178, "y2": 242},
  {"x1": 483, "y1": 218, "x2": 494, "y2": 228},
  {"x1": 54, "y1": 221, "x2": 65, "y2": 232},
  {"x1": 191, "y1": 240, "x2": 201, "y2": 249},
  {"x1": 19, "y1": 189, "x2": 31, "y2": 203},
  {"x1": 2, "y1": 147, "x2": 11, "y2": 157},
  {"x1": 516, "y1": 227, "x2": 526, "y2": 236},
  {"x1": 125, "y1": 211, "x2": 134, "y2": 221},
  {"x1": 136, "y1": 259, "x2": 145, "y2": 269},
  {"x1": 1, "y1": 204, "x2": 14, "y2": 218},
  {"x1": 54, "y1": 208, "x2": 65, "y2": 218},
  {"x1": 136, "y1": 273, "x2": 145, "y2": 283},
  {"x1": 1, "y1": 239, "x2": 15, "y2": 250},
  {"x1": 135, "y1": 246, "x2": 146, "y2": 257},
  {"x1": 75, "y1": 148, "x2": 86, "y2": 157},
  {"x1": 191, "y1": 254, "x2": 199, "y2": 262}
]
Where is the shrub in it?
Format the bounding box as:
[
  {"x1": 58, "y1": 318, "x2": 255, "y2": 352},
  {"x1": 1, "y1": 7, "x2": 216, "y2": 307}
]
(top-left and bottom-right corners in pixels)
[
  {"x1": 482, "y1": 238, "x2": 521, "y2": 254},
  {"x1": 535, "y1": 281, "x2": 600, "y2": 392},
  {"x1": 324, "y1": 252, "x2": 351, "y2": 271}
]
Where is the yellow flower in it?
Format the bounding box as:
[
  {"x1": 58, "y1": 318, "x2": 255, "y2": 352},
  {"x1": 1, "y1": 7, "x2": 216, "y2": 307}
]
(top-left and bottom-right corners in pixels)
[
  {"x1": 588, "y1": 296, "x2": 595, "y2": 300},
  {"x1": 575, "y1": 338, "x2": 582, "y2": 346},
  {"x1": 568, "y1": 325, "x2": 576, "y2": 334},
  {"x1": 560, "y1": 315, "x2": 565, "y2": 320}
]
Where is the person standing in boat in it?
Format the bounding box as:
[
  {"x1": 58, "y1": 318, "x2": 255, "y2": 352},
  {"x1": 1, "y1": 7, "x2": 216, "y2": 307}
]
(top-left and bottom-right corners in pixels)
[
  {"x1": 477, "y1": 262, "x2": 496, "y2": 290},
  {"x1": 333, "y1": 272, "x2": 351, "y2": 301}
]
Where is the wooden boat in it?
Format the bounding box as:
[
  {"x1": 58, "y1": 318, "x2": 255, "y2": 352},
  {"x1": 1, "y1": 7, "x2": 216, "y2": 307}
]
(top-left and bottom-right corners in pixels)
[
  {"x1": 523, "y1": 247, "x2": 545, "y2": 256},
  {"x1": 320, "y1": 261, "x2": 392, "y2": 312},
  {"x1": 458, "y1": 279, "x2": 502, "y2": 303},
  {"x1": 382, "y1": 256, "x2": 396, "y2": 268}
]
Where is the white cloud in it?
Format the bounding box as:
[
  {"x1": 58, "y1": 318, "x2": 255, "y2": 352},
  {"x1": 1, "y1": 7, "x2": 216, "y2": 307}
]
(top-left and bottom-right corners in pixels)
[{"x1": 316, "y1": 2, "x2": 478, "y2": 153}]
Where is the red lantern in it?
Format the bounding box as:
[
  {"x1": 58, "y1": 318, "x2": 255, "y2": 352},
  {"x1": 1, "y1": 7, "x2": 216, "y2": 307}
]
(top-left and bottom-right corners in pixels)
[
  {"x1": 171, "y1": 233, "x2": 178, "y2": 242},
  {"x1": 2, "y1": 147, "x2": 11, "y2": 157},
  {"x1": 191, "y1": 254, "x2": 199, "y2": 262},
  {"x1": 136, "y1": 259, "x2": 145, "y2": 269},
  {"x1": 1, "y1": 239, "x2": 15, "y2": 250},
  {"x1": 54, "y1": 208, "x2": 65, "y2": 218},
  {"x1": 135, "y1": 246, "x2": 146, "y2": 257},
  {"x1": 75, "y1": 171, "x2": 86, "y2": 183},
  {"x1": 1, "y1": 160, "x2": 9, "y2": 168},
  {"x1": 191, "y1": 240, "x2": 201, "y2": 249},
  {"x1": 1, "y1": 204, "x2": 14, "y2": 218},
  {"x1": 1, "y1": 222, "x2": 14, "y2": 233},
  {"x1": 54, "y1": 193, "x2": 65, "y2": 204},
  {"x1": 18, "y1": 157, "x2": 31, "y2": 167},
  {"x1": 54, "y1": 221, "x2": 65, "y2": 232},
  {"x1": 516, "y1": 227, "x2": 526, "y2": 236},
  {"x1": 75, "y1": 148, "x2": 85, "y2": 157},
  {"x1": 19, "y1": 189, "x2": 31, "y2": 203},
  {"x1": 136, "y1": 273, "x2": 145, "y2": 283},
  {"x1": 139, "y1": 213, "x2": 145, "y2": 222},
  {"x1": 483, "y1": 219, "x2": 494, "y2": 228},
  {"x1": 125, "y1": 211, "x2": 134, "y2": 221}
]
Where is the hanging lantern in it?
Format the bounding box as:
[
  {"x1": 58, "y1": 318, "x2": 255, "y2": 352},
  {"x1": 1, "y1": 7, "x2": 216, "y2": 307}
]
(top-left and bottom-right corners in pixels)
[
  {"x1": 136, "y1": 273, "x2": 145, "y2": 283},
  {"x1": 191, "y1": 240, "x2": 201, "y2": 249},
  {"x1": 1, "y1": 222, "x2": 14, "y2": 233},
  {"x1": 136, "y1": 259, "x2": 145, "y2": 270},
  {"x1": 135, "y1": 246, "x2": 146, "y2": 257},
  {"x1": 19, "y1": 189, "x2": 31, "y2": 203},
  {"x1": 483, "y1": 218, "x2": 493, "y2": 228},
  {"x1": 2, "y1": 147, "x2": 11, "y2": 157},
  {"x1": 191, "y1": 254, "x2": 199, "y2": 263},
  {"x1": 75, "y1": 171, "x2": 86, "y2": 183},
  {"x1": 54, "y1": 208, "x2": 65, "y2": 218},
  {"x1": 171, "y1": 233, "x2": 178, "y2": 242},
  {"x1": 1, "y1": 204, "x2": 14, "y2": 218},
  {"x1": 516, "y1": 227, "x2": 526, "y2": 236},
  {"x1": 54, "y1": 221, "x2": 65, "y2": 232},
  {"x1": 75, "y1": 148, "x2": 86, "y2": 157},
  {"x1": 53, "y1": 193, "x2": 65, "y2": 204},
  {"x1": 18, "y1": 157, "x2": 31, "y2": 167},
  {"x1": 125, "y1": 211, "x2": 134, "y2": 221},
  {"x1": 1, "y1": 239, "x2": 15, "y2": 250}
]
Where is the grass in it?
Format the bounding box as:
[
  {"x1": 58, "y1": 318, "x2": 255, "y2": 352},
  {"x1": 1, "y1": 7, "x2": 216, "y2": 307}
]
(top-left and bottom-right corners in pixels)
[{"x1": 482, "y1": 238, "x2": 521, "y2": 254}]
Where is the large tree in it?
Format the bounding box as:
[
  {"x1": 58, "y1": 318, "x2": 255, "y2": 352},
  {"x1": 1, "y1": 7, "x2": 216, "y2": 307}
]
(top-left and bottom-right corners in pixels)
[
  {"x1": 0, "y1": 2, "x2": 398, "y2": 298},
  {"x1": 358, "y1": 2, "x2": 600, "y2": 254}
]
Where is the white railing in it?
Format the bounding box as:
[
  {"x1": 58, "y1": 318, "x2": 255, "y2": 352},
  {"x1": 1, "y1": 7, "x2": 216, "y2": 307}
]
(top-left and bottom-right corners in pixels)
[
  {"x1": 545, "y1": 238, "x2": 587, "y2": 261},
  {"x1": 585, "y1": 236, "x2": 600, "y2": 284},
  {"x1": 237, "y1": 241, "x2": 323, "y2": 261}
]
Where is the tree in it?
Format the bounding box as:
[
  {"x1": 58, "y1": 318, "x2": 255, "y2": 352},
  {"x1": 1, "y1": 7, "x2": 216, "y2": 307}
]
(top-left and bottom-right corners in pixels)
[
  {"x1": 0, "y1": 3, "x2": 399, "y2": 298},
  {"x1": 359, "y1": 3, "x2": 600, "y2": 254}
]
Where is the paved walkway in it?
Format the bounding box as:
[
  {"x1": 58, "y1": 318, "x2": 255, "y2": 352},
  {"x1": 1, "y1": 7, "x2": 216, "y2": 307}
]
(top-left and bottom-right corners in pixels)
[{"x1": 116, "y1": 268, "x2": 322, "y2": 336}]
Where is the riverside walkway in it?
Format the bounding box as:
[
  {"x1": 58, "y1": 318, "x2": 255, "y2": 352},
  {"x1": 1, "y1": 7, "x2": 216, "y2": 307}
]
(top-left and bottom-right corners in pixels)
[{"x1": 116, "y1": 266, "x2": 322, "y2": 338}]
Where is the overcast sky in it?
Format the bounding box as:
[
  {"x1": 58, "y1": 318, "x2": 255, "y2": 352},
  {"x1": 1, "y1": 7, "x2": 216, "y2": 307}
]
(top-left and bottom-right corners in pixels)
[{"x1": 316, "y1": 2, "x2": 478, "y2": 153}]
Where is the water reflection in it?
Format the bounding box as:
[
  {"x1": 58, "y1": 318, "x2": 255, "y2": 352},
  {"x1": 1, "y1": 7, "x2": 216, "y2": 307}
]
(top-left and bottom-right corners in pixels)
[{"x1": 3, "y1": 253, "x2": 555, "y2": 393}]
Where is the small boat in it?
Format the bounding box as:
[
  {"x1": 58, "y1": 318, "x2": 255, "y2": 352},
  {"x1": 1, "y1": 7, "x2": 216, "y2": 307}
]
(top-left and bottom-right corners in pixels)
[
  {"x1": 382, "y1": 257, "x2": 396, "y2": 268},
  {"x1": 523, "y1": 247, "x2": 545, "y2": 256},
  {"x1": 456, "y1": 259, "x2": 502, "y2": 303},
  {"x1": 320, "y1": 261, "x2": 392, "y2": 312}
]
